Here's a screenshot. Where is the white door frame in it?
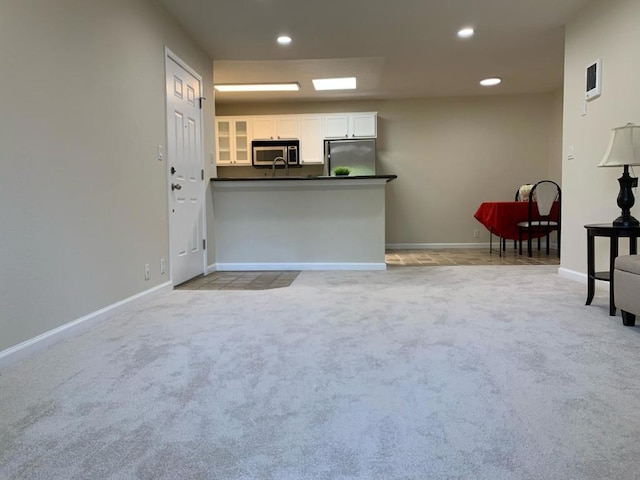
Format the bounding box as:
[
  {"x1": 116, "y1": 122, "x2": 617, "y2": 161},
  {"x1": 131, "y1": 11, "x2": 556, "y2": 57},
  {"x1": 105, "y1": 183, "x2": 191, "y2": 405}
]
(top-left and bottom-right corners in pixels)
[{"x1": 164, "y1": 47, "x2": 207, "y2": 285}]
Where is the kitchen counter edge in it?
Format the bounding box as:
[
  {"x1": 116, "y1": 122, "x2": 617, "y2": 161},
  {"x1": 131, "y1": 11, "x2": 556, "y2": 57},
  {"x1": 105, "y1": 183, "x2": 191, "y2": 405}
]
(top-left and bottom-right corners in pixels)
[{"x1": 211, "y1": 175, "x2": 397, "y2": 183}]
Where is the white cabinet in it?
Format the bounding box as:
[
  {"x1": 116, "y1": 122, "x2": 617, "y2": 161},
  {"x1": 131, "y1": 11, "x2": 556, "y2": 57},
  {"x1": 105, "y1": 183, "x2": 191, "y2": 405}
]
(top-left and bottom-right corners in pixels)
[
  {"x1": 252, "y1": 116, "x2": 299, "y2": 139},
  {"x1": 350, "y1": 113, "x2": 377, "y2": 137},
  {"x1": 276, "y1": 116, "x2": 299, "y2": 139},
  {"x1": 299, "y1": 116, "x2": 324, "y2": 164},
  {"x1": 252, "y1": 117, "x2": 275, "y2": 140},
  {"x1": 324, "y1": 112, "x2": 377, "y2": 138},
  {"x1": 215, "y1": 118, "x2": 251, "y2": 165},
  {"x1": 249, "y1": 114, "x2": 322, "y2": 163},
  {"x1": 215, "y1": 112, "x2": 377, "y2": 167},
  {"x1": 324, "y1": 115, "x2": 350, "y2": 139}
]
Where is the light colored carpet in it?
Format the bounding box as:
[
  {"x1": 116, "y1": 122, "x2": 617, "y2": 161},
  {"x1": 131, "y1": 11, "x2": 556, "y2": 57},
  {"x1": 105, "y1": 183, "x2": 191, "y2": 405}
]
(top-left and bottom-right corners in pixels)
[{"x1": 2, "y1": 266, "x2": 639, "y2": 479}]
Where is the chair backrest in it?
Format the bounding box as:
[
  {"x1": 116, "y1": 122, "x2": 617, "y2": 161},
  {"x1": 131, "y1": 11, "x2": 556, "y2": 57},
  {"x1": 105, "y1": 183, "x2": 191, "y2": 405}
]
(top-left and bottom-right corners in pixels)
[{"x1": 530, "y1": 180, "x2": 560, "y2": 217}]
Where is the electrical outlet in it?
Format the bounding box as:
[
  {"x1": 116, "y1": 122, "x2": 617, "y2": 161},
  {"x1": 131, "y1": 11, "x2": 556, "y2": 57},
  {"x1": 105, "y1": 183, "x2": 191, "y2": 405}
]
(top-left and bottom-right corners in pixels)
[
  {"x1": 473, "y1": 229, "x2": 480, "y2": 238},
  {"x1": 160, "y1": 258, "x2": 166, "y2": 275},
  {"x1": 144, "y1": 264, "x2": 150, "y2": 281}
]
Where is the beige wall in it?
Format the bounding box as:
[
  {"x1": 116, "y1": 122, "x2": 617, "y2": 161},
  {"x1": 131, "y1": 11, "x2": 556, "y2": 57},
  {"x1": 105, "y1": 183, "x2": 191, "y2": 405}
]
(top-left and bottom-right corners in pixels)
[
  {"x1": 218, "y1": 93, "x2": 562, "y2": 245},
  {"x1": 562, "y1": 0, "x2": 640, "y2": 276},
  {"x1": 549, "y1": 89, "x2": 564, "y2": 184},
  {"x1": 0, "y1": 0, "x2": 214, "y2": 351}
]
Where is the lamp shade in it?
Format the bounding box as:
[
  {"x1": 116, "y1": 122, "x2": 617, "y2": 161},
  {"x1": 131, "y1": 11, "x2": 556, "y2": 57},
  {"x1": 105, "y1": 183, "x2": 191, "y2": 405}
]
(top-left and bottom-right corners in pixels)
[{"x1": 599, "y1": 123, "x2": 640, "y2": 167}]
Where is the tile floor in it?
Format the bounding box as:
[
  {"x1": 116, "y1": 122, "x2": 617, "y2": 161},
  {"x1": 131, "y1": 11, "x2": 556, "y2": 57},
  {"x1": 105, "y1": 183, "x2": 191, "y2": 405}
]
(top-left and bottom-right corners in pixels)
[
  {"x1": 385, "y1": 246, "x2": 560, "y2": 267},
  {"x1": 177, "y1": 247, "x2": 559, "y2": 290},
  {"x1": 176, "y1": 271, "x2": 301, "y2": 291}
]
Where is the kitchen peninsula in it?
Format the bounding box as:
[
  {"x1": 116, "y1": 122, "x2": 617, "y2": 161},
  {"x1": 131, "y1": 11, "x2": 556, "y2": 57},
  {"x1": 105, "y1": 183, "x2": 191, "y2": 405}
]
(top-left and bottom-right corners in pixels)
[{"x1": 211, "y1": 175, "x2": 396, "y2": 271}]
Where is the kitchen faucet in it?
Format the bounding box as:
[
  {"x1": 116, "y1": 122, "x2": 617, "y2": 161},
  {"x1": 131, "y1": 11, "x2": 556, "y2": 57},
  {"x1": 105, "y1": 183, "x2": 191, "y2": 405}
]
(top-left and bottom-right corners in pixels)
[{"x1": 271, "y1": 156, "x2": 288, "y2": 177}]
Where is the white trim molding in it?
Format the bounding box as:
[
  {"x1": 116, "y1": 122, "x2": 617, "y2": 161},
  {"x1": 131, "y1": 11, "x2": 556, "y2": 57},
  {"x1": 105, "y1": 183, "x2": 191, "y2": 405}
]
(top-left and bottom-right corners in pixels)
[
  {"x1": 0, "y1": 281, "x2": 173, "y2": 368},
  {"x1": 165, "y1": 47, "x2": 203, "y2": 83},
  {"x1": 558, "y1": 267, "x2": 587, "y2": 284},
  {"x1": 206, "y1": 263, "x2": 218, "y2": 275}
]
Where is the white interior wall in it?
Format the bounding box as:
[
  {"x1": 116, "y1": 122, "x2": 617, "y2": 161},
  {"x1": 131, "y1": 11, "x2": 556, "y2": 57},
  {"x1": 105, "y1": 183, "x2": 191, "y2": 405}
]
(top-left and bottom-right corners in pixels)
[
  {"x1": 562, "y1": 0, "x2": 640, "y2": 276},
  {"x1": 0, "y1": 0, "x2": 214, "y2": 352}
]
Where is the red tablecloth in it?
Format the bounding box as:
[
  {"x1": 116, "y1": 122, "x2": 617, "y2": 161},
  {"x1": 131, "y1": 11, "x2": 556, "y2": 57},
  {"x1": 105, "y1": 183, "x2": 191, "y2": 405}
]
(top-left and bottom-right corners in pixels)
[{"x1": 474, "y1": 201, "x2": 559, "y2": 240}]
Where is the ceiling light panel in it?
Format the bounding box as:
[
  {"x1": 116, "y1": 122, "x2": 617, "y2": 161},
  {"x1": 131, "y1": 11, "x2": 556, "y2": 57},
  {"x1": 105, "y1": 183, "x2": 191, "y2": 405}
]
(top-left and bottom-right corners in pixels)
[
  {"x1": 214, "y1": 83, "x2": 300, "y2": 92},
  {"x1": 277, "y1": 35, "x2": 292, "y2": 45},
  {"x1": 312, "y1": 77, "x2": 357, "y2": 91}
]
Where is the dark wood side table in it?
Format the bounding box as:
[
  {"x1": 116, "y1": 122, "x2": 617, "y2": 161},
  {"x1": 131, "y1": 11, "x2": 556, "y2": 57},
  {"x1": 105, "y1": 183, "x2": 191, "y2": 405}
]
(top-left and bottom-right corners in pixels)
[{"x1": 585, "y1": 223, "x2": 640, "y2": 316}]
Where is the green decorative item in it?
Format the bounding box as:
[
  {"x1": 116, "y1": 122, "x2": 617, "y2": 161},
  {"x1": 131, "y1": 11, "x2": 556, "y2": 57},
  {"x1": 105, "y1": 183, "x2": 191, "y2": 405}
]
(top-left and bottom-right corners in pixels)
[{"x1": 333, "y1": 167, "x2": 351, "y2": 176}]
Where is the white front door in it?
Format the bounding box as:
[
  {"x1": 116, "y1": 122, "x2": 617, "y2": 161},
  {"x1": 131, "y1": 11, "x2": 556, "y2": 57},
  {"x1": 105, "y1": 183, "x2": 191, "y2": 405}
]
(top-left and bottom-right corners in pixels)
[{"x1": 166, "y1": 53, "x2": 205, "y2": 285}]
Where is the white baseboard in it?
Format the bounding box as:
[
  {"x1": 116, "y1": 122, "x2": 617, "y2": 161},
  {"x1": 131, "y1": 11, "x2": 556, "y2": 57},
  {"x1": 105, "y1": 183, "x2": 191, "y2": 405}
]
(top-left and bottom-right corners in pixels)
[
  {"x1": 0, "y1": 281, "x2": 173, "y2": 369},
  {"x1": 206, "y1": 263, "x2": 217, "y2": 274},
  {"x1": 386, "y1": 243, "x2": 490, "y2": 250},
  {"x1": 558, "y1": 267, "x2": 587, "y2": 284},
  {"x1": 215, "y1": 262, "x2": 387, "y2": 271}
]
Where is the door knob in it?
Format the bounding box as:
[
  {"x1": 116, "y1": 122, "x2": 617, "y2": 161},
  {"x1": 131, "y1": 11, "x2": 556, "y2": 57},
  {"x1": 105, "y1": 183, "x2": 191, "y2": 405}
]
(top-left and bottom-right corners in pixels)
[
  {"x1": 171, "y1": 183, "x2": 182, "y2": 191},
  {"x1": 170, "y1": 166, "x2": 176, "y2": 175}
]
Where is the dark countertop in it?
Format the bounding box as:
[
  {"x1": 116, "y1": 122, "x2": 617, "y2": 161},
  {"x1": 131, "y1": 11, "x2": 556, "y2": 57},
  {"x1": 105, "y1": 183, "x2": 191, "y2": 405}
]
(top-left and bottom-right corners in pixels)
[{"x1": 211, "y1": 175, "x2": 397, "y2": 182}]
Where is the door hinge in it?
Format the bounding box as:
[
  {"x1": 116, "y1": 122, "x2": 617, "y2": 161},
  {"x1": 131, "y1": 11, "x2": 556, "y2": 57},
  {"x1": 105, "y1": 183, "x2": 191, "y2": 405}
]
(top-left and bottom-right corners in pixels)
[
  {"x1": 201, "y1": 169, "x2": 204, "y2": 180},
  {"x1": 203, "y1": 239, "x2": 206, "y2": 250},
  {"x1": 199, "y1": 97, "x2": 206, "y2": 109}
]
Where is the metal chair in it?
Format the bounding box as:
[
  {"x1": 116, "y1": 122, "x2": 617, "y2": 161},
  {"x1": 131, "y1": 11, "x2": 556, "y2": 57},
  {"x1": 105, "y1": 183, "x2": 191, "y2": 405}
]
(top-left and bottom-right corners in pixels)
[{"x1": 517, "y1": 180, "x2": 561, "y2": 258}]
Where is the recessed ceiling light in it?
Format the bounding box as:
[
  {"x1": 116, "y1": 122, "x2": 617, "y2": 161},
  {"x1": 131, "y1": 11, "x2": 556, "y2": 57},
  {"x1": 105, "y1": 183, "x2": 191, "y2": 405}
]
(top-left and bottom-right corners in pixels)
[
  {"x1": 312, "y1": 77, "x2": 357, "y2": 91},
  {"x1": 480, "y1": 77, "x2": 502, "y2": 87},
  {"x1": 277, "y1": 35, "x2": 292, "y2": 45},
  {"x1": 457, "y1": 27, "x2": 475, "y2": 39},
  {"x1": 214, "y1": 83, "x2": 300, "y2": 92}
]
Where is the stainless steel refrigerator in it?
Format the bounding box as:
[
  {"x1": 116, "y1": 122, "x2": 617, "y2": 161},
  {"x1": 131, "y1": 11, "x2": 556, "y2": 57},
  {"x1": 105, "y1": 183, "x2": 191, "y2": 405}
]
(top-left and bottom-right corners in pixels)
[{"x1": 324, "y1": 138, "x2": 376, "y2": 176}]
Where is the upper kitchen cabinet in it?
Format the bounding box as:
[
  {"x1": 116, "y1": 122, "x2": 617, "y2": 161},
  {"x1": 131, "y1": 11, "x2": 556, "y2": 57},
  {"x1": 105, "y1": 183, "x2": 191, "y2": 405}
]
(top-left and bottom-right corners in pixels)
[
  {"x1": 324, "y1": 112, "x2": 377, "y2": 138},
  {"x1": 324, "y1": 115, "x2": 349, "y2": 139},
  {"x1": 351, "y1": 113, "x2": 377, "y2": 137},
  {"x1": 252, "y1": 116, "x2": 299, "y2": 140},
  {"x1": 215, "y1": 118, "x2": 251, "y2": 165},
  {"x1": 276, "y1": 116, "x2": 299, "y2": 139},
  {"x1": 251, "y1": 117, "x2": 274, "y2": 140}
]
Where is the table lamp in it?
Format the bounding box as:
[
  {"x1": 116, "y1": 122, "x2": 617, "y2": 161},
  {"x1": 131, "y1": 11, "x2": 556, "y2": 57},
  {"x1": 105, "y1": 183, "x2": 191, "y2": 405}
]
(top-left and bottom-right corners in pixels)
[{"x1": 598, "y1": 123, "x2": 640, "y2": 226}]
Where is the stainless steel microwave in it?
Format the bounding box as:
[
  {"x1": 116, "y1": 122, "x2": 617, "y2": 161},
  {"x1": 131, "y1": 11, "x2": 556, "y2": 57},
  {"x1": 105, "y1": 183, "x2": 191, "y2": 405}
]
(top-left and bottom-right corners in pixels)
[{"x1": 252, "y1": 139, "x2": 300, "y2": 168}]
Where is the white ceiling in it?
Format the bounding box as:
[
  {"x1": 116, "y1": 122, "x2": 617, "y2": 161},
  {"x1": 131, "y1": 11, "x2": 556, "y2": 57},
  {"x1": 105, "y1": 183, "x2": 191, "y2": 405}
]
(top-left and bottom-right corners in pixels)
[{"x1": 157, "y1": 0, "x2": 591, "y2": 104}]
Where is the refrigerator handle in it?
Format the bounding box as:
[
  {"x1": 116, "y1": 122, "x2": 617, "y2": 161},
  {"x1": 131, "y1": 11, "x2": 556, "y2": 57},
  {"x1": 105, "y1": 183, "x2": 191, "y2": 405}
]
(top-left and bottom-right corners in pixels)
[{"x1": 324, "y1": 140, "x2": 331, "y2": 176}]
